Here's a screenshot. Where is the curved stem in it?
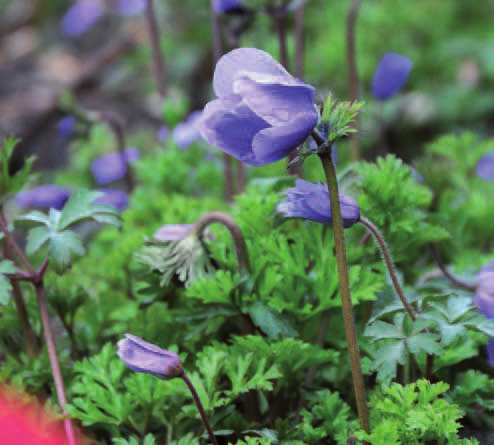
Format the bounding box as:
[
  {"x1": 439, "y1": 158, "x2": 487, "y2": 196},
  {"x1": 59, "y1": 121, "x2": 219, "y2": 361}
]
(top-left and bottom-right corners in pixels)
[
  {"x1": 430, "y1": 245, "x2": 476, "y2": 292},
  {"x1": 145, "y1": 0, "x2": 167, "y2": 97},
  {"x1": 193, "y1": 212, "x2": 250, "y2": 274},
  {"x1": 346, "y1": 0, "x2": 362, "y2": 161},
  {"x1": 35, "y1": 282, "x2": 77, "y2": 445},
  {"x1": 181, "y1": 373, "x2": 219, "y2": 445},
  {"x1": 358, "y1": 216, "x2": 417, "y2": 321},
  {"x1": 319, "y1": 152, "x2": 369, "y2": 432}
]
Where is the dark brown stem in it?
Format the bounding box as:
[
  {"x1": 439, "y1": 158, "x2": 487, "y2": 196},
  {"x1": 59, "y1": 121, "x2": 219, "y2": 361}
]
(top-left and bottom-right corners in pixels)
[
  {"x1": 358, "y1": 216, "x2": 417, "y2": 321},
  {"x1": 430, "y1": 245, "x2": 476, "y2": 292},
  {"x1": 346, "y1": 0, "x2": 362, "y2": 161},
  {"x1": 194, "y1": 212, "x2": 250, "y2": 274},
  {"x1": 181, "y1": 373, "x2": 218, "y2": 445},
  {"x1": 35, "y1": 282, "x2": 77, "y2": 445},
  {"x1": 294, "y1": 3, "x2": 305, "y2": 79},
  {"x1": 210, "y1": 0, "x2": 236, "y2": 201},
  {"x1": 145, "y1": 0, "x2": 167, "y2": 97},
  {"x1": 98, "y1": 111, "x2": 134, "y2": 192},
  {"x1": 274, "y1": 10, "x2": 289, "y2": 69},
  {"x1": 318, "y1": 152, "x2": 369, "y2": 432}
]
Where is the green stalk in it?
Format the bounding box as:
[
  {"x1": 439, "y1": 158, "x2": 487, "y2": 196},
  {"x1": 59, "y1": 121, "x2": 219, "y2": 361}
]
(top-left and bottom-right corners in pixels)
[{"x1": 318, "y1": 151, "x2": 369, "y2": 432}]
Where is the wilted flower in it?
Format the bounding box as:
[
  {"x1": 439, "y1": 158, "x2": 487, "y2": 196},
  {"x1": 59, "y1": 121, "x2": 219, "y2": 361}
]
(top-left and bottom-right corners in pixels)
[
  {"x1": 95, "y1": 189, "x2": 129, "y2": 211},
  {"x1": 57, "y1": 116, "x2": 76, "y2": 139},
  {"x1": 90, "y1": 148, "x2": 139, "y2": 185},
  {"x1": 372, "y1": 53, "x2": 413, "y2": 101},
  {"x1": 16, "y1": 185, "x2": 71, "y2": 210},
  {"x1": 117, "y1": 334, "x2": 182, "y2": 378},
  {"x1": 213, "y1": 0, "x2": 245, "y2": 14},
  {"x1": 154, "y1": 224, "x2": 193, "y2": 242},
  {"x1": 61, "y1": 0, "x2": 105, "y2": 37},
  {"x1": 476, "y1": 152, "x2": 494, "y2": 180},
  {"x1": 199, "y1": 48, "x2": 318, "y2": 165},
  {"x1": 172, "y1": 112, "x2": 202, "y2": 149},
  {"x1": 277, "y1": 179, "x2": 360, "y2": 228}
]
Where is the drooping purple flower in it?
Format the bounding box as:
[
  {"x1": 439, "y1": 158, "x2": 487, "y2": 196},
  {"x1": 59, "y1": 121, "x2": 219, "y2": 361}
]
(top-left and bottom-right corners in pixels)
[
  {"x1": 57, "y1": 116, "x2": 76, "y2": 139},
  {"x1": 90, "y1": 148, "x2": 139, "y2": 185},
  {"x1": 372, "y1": 53, "x2": 413, "y2": 101},
  {"x1": 199, "y1": 48, "x2": 319, "y2": 166},
  {"x1": 154, "y1": 224, "x2": 194, "y2": 242},
  {"x1": 172, "y1": 112, "x2": 202, "y2": 149},
  {"x1": 114, "y1": 0, "x2": 146, "y2": 16},
  {"x1": 476, "y1": 152, "x2": 494, "y2": 181},
  {"x1": 15, "y1": 185, "x2": 71, "y2": 210},
  {"x1": 277, "y1": 179, "x2": 360, "y2": 228},
  {"x1": 61, "y1": 0, "x2": 105, "y2": 37},
  {"x1": 156, "y1": 125, "x2": 170, "y2": 142},
  {"x1": 117, "y1": 334, "x2": 182, "y2": 378},
  {"x1": 213, "y1": 0, "x2": 245, "y2": 14},
  {"x1": 95, "y1": 189, "x2": 129, "y2": 211}
]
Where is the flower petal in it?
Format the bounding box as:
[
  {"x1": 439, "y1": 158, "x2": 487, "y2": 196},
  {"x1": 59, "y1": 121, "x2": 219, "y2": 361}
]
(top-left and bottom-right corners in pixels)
[{"x1": 213, "y1": 48, "x2": 289, "y2": 98}]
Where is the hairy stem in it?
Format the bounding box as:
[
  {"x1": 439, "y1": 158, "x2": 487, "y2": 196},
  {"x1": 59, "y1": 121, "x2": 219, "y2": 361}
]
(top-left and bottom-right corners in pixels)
[
  {"x1": 35, "y1": 282, "x2": 77, "y2": 445},
  {"x1": 194, "y1": 212, "x2": 250, "y2": 274},
  {"x1": 346, "y1": 0, "x2": 362, "y2": 161},
  {"x1": 359, "y1": 216, "x2": 417, "y2": 321},
  {"x1": 430, "y1": 245, "x2": 476, "y2": 291},
  {"x1": 145, "y1": 0, "x2": 167, "y2": 97},
  {"x1": 318, "y1": 151, "x2": 369, "y2": 431},
  {"x1": 181, "y1": 373, "x2": 219, "y2": 445}
]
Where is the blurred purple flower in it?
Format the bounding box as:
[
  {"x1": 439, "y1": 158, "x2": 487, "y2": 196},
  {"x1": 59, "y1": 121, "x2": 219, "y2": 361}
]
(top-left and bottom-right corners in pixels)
[
  {"x1": 57, "y1": 116, "x2": 76, "y2": 139},
  {"x1": 476, "y1": 152, "x2": 494, "y2": 181},
  {"x1": 95, "y1": 189, "x2": 129, "y2": 211},
  {"x1": 172, "y1": 112, "x2": 202, "y2": 149},
  {"x1": 475, "y1": 261, "x2": 494, "y2": 319},
  {"x1": 199, "y1": 48, "x2": 318, "y2": 166},
  {"x1": 16, "y1": 185, "x2": 71, "y2": 210},
  {"x1": 156, "y1": 125, "x2": 170, "y2": 142},
  {"x1": 61, "y1": 0, "x2": 105, "y2": 37},
  {"x1": 488, "y1": 340, "x2": 494, "y2": 367},
  {"x1": 213, "y1": 0, "x2": 244, "y2": 14},
  {"x1": 154, "y1": 224, "x2": 193, "y2": 242},
  {"x1": 372, "y1": 53, "x2": 413, "y2": 101},
  {"x1": 277, "y1": 179, "x2": 360, "y2": 228},
  {"x1": 90, "y1": 148, "x2": 139, "y2": 185},
  {"x1": 114, "y1": 0, "x2": 146, "y2": 16},
  {"x1": 117, "y1": 333, "x2": 182, "y2": 378}
]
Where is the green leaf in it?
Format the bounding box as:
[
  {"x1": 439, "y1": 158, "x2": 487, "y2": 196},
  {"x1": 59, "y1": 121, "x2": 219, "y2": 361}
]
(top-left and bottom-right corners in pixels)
[
  {"x1": 48, "y1": 230, "x2": 85, "y2": 270},
  {"x1": 0, "y1": 259, "x2": 16, "y2": 305},
  {"x1": 247, "y1": 302, "x2": 297, "y2": 339}
]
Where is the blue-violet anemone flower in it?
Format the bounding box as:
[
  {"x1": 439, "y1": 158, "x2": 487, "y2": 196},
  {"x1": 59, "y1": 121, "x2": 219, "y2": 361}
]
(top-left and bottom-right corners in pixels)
[
  {"x1": 117, "y1": 334, "x2": 182, "y2": 378},
  {"x1": 476, "y1": 152, "x2": 494, "y2": 181},
  {"x1": 372, "y1": 53, "x2": 413, "y2": 101},
  {"x1": 154, "y1": 224, "x2": 194, "y2": 242},
  {"x1": 213, "y1": 0, "x2": 245, "y2": 14},
  {"x1": 95, "y1": 189, "x2": 129, "y2": 212},
  {"x1": 277, "y1": 179, "x2": 360, "y2": 228},
  {"x1": 172, "y1": 112, "x2": 202, "y2": 149},
  {"x1": 90, "y1": 148, "x2": 139, "y2": 185},
  {"x1": 61, "y1": 0, "x2": 105, "y2": 37},
  {"x1": 57, "y1": 116, "x2": 76, "y2": 139},
  {"x1": 199, "y1": 48, "x2": 319, "y2": 165},
  {"x1": 16, "y1": 185, "x2": 71, "y2": 210}
]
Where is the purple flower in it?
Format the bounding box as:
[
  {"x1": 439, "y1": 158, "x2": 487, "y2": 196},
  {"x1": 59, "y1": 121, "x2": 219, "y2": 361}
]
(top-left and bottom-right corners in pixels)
[
  {"x1": 372, "y1": 53, "x2": 413, "y2": 101},
  {"x1": 156, "y1": 125, "x2": 170, "y2": 142},
  {"x1": 15, "y1": 185, "x2": 71, "y2": 210},
  {"x1": 476, "y1": 152, "x2": 494, "y2": 181},
  {"x1": 213, "y1": 0, "x2": 245, "y2": 14},
  {"x1": 57, "y1": 116, "x2": 76, "y2": 139},
  {"x1": 277, "y1": 179, "x2": 360, "y2": 228},
  {"x1": 117, "y1": 334, "x2": 182, "y2": 378},
  {"x1": 61, "y1": 0, "x2": 105, "y2": 37},
  {"x1": 90, "y1": 148, "x2": 139, "y2": 185},
  {"x1": 172, "y1": 112, "x2": 202, "y2": 149},
  {"x1": 154, "y1": 224, "x2": 193, "y2": 242},
  {"x1": 95, "y1": 189, "x2": 129, "y2": 211},
  {"x1": 114, "y1": 0, "x2": 146, "y2": 16},
  {"x1": 199, "y1": 48, "x2": 318, "y2": 166},
  {"x1": 474, "y1": 261, "x2": 494, "y2": 319}
]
